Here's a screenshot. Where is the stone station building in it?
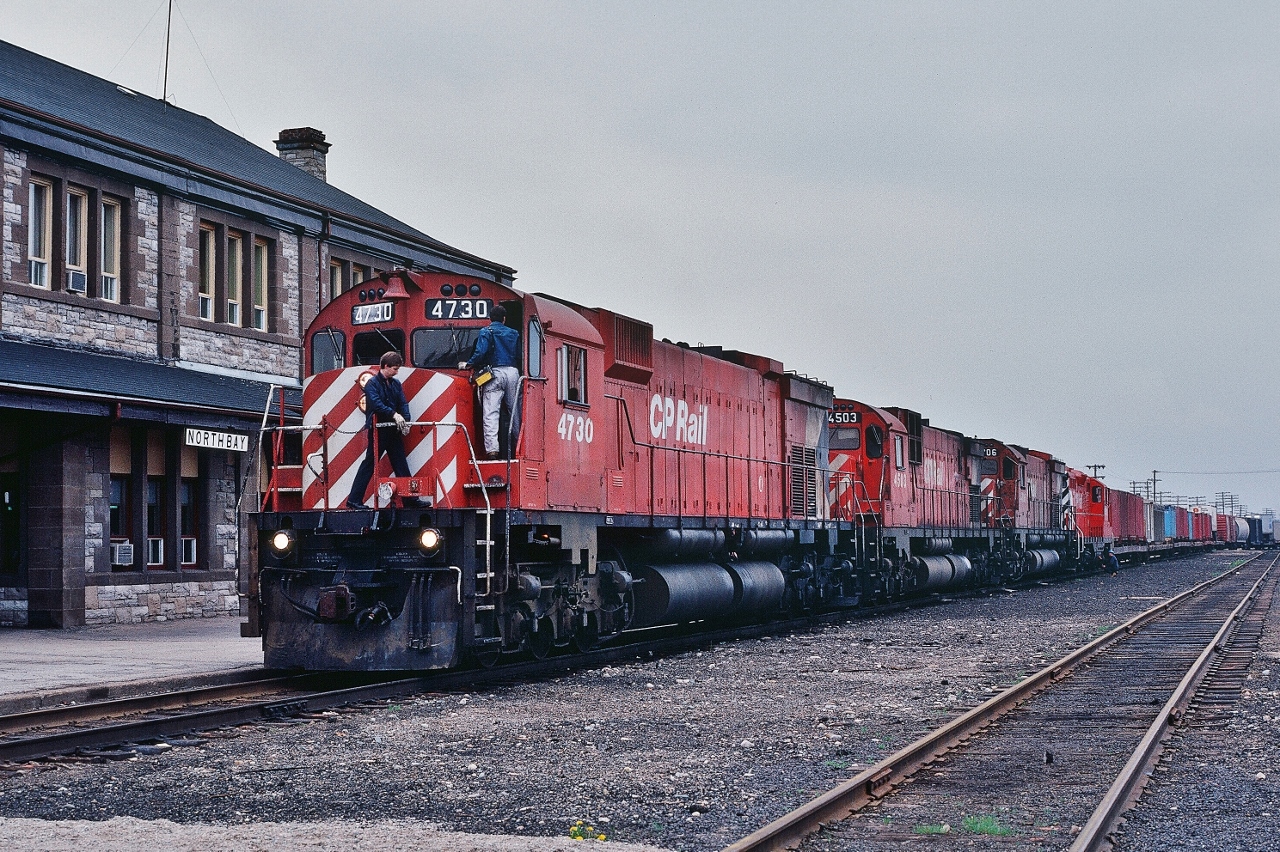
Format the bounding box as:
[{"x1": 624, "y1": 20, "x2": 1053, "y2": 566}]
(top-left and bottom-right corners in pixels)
[{"x1": 0, "y1": 40, "x2": 513, "y2": 627}]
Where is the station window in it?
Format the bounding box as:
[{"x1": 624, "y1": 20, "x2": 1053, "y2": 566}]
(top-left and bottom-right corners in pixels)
[
  {"x1": 527, "y1": 318, "x2": 544, "y2": 379},
  {"x1": 146, "y1": 477, "x2": 166, "y2": 567},
  {"x1": 894, "y1": 434, "x2": 906, "y2": 470},
  {"x1": 100, "y1": 199, "x2": 121, "y2": 302},
  {"x1": 27, "y1": 179, "x2": 52, "y2": 287},
  {"x1": 180, "y1": 479, "x2": 197, "y2": 566},
  {"x1": 352, "y1": 264, "x2": 368, "y2": 287},
  {"x1": 198, "y1": 225, "x2": 215, "y2": 319},
  {"x1": 226, "y1": 232, "x2": 243, "y2": 325},
  {"x1": 109, "y1": 476, "x2": 130, "y2": 539},
  {"x1": 64, "y1": 188, "x2": 89, "y2": 293},
  {"x1": 558, "y1": 344, "x2": 588, "y2": 405},
  {"x1": 328, "y1": 259, "x2": 345, "y2": 301},
  {"x1": 252, "y1": 238, "x2": 269, "y2": 330}
]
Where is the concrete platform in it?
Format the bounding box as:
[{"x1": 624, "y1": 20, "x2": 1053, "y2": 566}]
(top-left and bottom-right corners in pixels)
[{"x1": 0, "y1": 616, "x2": 264, "y2": 713}]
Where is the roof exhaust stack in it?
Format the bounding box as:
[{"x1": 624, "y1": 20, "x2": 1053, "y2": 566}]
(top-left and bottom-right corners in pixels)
[{"x1": 274, "y1": 127, "x2": 330, "y2": 182}]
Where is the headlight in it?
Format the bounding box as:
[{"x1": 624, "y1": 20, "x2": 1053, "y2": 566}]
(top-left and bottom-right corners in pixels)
[
  {"x1": 418, "y1": 527, "x2": 443, "y2": 555},
  {"x1": 269, "y1": 529, "x2": 296, "y2": 557}
]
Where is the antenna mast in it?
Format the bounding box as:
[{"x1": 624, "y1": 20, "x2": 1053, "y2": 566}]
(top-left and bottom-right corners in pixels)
[{"x1": 162, "y1": 0, "x2": 174, "y2": 105}]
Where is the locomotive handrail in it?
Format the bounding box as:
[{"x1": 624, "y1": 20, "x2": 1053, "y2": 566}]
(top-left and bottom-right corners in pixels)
[{"x1": 371, "y1": 418, "x2": 496, "y2": 598}]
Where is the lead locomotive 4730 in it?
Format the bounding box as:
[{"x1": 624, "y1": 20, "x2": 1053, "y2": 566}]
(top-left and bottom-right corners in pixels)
[{"x1": 248, "y1": 270, "x2": 1233, "y2": 670}]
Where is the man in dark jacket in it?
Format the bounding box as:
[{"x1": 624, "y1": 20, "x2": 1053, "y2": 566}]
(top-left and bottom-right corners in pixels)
[
  {"x1": 346, "y1": 351, "x2": 428, "y2": 509},
  {"x1": 460, "y1": 304, "x2": 521, "y2": 458}
]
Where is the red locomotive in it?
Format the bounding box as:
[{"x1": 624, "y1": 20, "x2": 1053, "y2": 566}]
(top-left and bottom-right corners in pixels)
[
  {"x1": 250, "y1": 270, "x2": 1244, "y2": 672},
  {"x1": 252, "y1": 270, "x2": 847, "y2": 669}
]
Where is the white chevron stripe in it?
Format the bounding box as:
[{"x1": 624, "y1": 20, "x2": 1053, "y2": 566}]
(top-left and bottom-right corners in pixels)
[{"x1": 436, "y1": 456, "x2": 458, "y2": 505}]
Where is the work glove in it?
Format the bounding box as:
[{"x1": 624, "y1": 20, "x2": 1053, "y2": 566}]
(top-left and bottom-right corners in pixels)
[
  {"x1": 458, "y1": 361, "x2": 469, "y2": 370},
  {"x1": 393, "y1": 412, "x2": 410, "y2": 435}
]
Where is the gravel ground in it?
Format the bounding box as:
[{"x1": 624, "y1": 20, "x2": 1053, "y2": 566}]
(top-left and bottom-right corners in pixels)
[
  {"x1": 1111, "y1": 565, "x2": 1280, "y2": 852},
  {"x1": 0, "y1": 551, "x2": 1256, "y2": 851}
]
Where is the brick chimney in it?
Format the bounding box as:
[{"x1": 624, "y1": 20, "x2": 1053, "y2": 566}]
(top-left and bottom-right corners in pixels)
[{"x1": 274, "y1": 127, "x2": 331, "y2": 182}]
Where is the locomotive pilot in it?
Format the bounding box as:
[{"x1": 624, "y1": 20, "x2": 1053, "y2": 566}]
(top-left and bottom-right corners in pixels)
[
  {"x1": 346, "y1": 351, "x2": 429, "y2": 510},
  {"x1": 460, "y1": 304, "x2": 521, "y2": 459}
]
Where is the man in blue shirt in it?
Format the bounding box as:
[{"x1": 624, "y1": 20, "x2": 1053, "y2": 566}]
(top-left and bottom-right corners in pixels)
[
  {"x1": 461, "y1": 305, "x2": 521, "y2": 458},
  {"x1": 346, "y1": 351, "x2": 429, "y2": 509}
]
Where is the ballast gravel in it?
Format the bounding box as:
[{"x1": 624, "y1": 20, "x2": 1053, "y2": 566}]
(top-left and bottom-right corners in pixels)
[
  {"x1": 1111, "y1": 564, "x2": 1280, "y2": 852},
  {"x1": 0, "y1": 550, "x2": 1270, "y2": 852}
]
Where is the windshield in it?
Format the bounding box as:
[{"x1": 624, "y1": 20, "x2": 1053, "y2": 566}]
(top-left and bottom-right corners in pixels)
[{"x1": 412, "y1": 327, "x2": 483, "y2": 369}]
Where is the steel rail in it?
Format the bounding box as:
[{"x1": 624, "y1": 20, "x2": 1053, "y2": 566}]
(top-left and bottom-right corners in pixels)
[
  {"x1": 0, "y1": 584, "x2": 994, "y2": 766},
  {"x1": 1069, "y1": 555, "x2": 1278, "y2": 851},
  {"x1": 1, "y1": 553, "x2": 1242, "y2": 768},
  {"x1": 0, "y1": 673, "x2": 319, "y2": 737},
  {"x1": 721, "y1": 553, "x2": 1263, "y2": 852}
]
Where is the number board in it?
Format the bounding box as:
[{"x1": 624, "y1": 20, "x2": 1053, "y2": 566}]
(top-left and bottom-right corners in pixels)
[
  {"x1": 352, "y1": 302, "x2": 393, "y2": 325},
  {"x1": 427, "y1": 299, "x2": 492, "y2": 320},
  {"x1": 831, "y1": 411, "x2": 859, "y2": 425}
]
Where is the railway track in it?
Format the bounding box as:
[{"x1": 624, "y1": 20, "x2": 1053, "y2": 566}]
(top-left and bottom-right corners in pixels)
[
  {"x1": 722, "y1": 552, "x2": 1276, "y2": 851},
  {"x1": 0, "y1": 553, "x2": 1229, "y2": 773},
  {"x1": 0, "y1": 556, "x2": 1215, "y2": 770}
]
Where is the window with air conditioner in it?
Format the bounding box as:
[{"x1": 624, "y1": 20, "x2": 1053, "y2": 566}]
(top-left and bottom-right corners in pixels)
[
  {"x1": 27, "y1": 179, "x2": 52, "y2": 287},
  {"x1": 65, "y1": 188, "x2": 88, "y2": 293}
]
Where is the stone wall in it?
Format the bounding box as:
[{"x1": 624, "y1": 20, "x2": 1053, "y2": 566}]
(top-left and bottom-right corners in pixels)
[
  {"x1": 180, "y1": 325, "x2": 300, "y2": 380},
  {"x1": 2, "y1": 147, "x2": 23, "y2": 288},
  {"x1": 0, "y1": 587, "x2": 27, "y2": 627},
  {"x1": 84, "y1": 579, "x2": 239, "y2": 625},
  {"x1": 0, "y1": 292, "x2": 157, "y2": 356},
  {"x1": 133, "y1": 186, "x2": 161, "y2": 311}
]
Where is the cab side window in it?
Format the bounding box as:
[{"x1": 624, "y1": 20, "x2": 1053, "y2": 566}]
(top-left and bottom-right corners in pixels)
[
  {"x1": 527, "y1": 318, "x2": 544, "y2": 378},
  {"x1": 894, "y1": 434, "x2": 905, "y2": 470},
  {"x1": 865, "y1": 425, "x2": 884, "y2": 459},
  {"x1": 558, "y1": 344, "x2": 588, "y2": 405}
]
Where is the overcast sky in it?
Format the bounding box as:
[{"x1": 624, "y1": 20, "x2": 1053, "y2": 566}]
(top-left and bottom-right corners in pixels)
[{"x1": 4, "y1": 1, "x2": 1277, "y2": 511}]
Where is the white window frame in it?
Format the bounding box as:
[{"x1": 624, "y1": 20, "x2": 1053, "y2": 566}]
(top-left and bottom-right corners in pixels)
[
  {"x1": 252, "y1": 238, "x2": 268, "y2": 331},
  {"x1": 328, "y1": 258, "x2": 344, "y2": 301},
  {"x1": 27, "y1": 179, "x2": 52, "y2": 288},
  {"x1": 894, "y1": 434, "x2": 905, "y2": 470},
  {"x1": 100, "y1": 198, "x2": 121, "y2": 302},
  {"x1": 226, "y1": 232, "x2": 243, "y2": 325},
  {"x1": 198, "y1": 225, "x2": 215, "y2": 319}
]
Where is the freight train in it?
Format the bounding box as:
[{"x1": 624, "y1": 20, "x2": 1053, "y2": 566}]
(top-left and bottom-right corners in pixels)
[{"x1": 247, "y1": 270, "x2": 1247, "y2": 670}]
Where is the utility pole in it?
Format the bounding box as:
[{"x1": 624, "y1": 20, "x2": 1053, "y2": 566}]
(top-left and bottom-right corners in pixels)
[{"x1": 1087, "y1": 464, "x2": 1106, "y2": 479}]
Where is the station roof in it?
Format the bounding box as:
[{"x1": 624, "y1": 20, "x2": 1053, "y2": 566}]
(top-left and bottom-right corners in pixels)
[
  {"x1": 0, "y1": 340, "x2": 298, "y2": 431},
  {"x1": 0, "y1": 38, "x2": 513, "y2": 279}
]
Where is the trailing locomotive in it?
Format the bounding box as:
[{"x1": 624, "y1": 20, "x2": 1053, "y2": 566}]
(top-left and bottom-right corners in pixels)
[{"x1": 248, "y1": 269, "x2": 1240, "y2": 671}]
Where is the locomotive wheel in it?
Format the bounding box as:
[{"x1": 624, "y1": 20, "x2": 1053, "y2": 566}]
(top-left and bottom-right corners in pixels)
[
  {"x1": 572, "y1": 614, "x2": 600, "y2": 653},
  {"x1": 528, "y1": 618, "x2": 554, "y2": 660}
]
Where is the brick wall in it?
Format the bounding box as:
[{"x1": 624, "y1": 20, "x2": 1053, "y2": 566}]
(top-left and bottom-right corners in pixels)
[{"x1": 85, "y1": 579, "x2": 239, "y2": 625}]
